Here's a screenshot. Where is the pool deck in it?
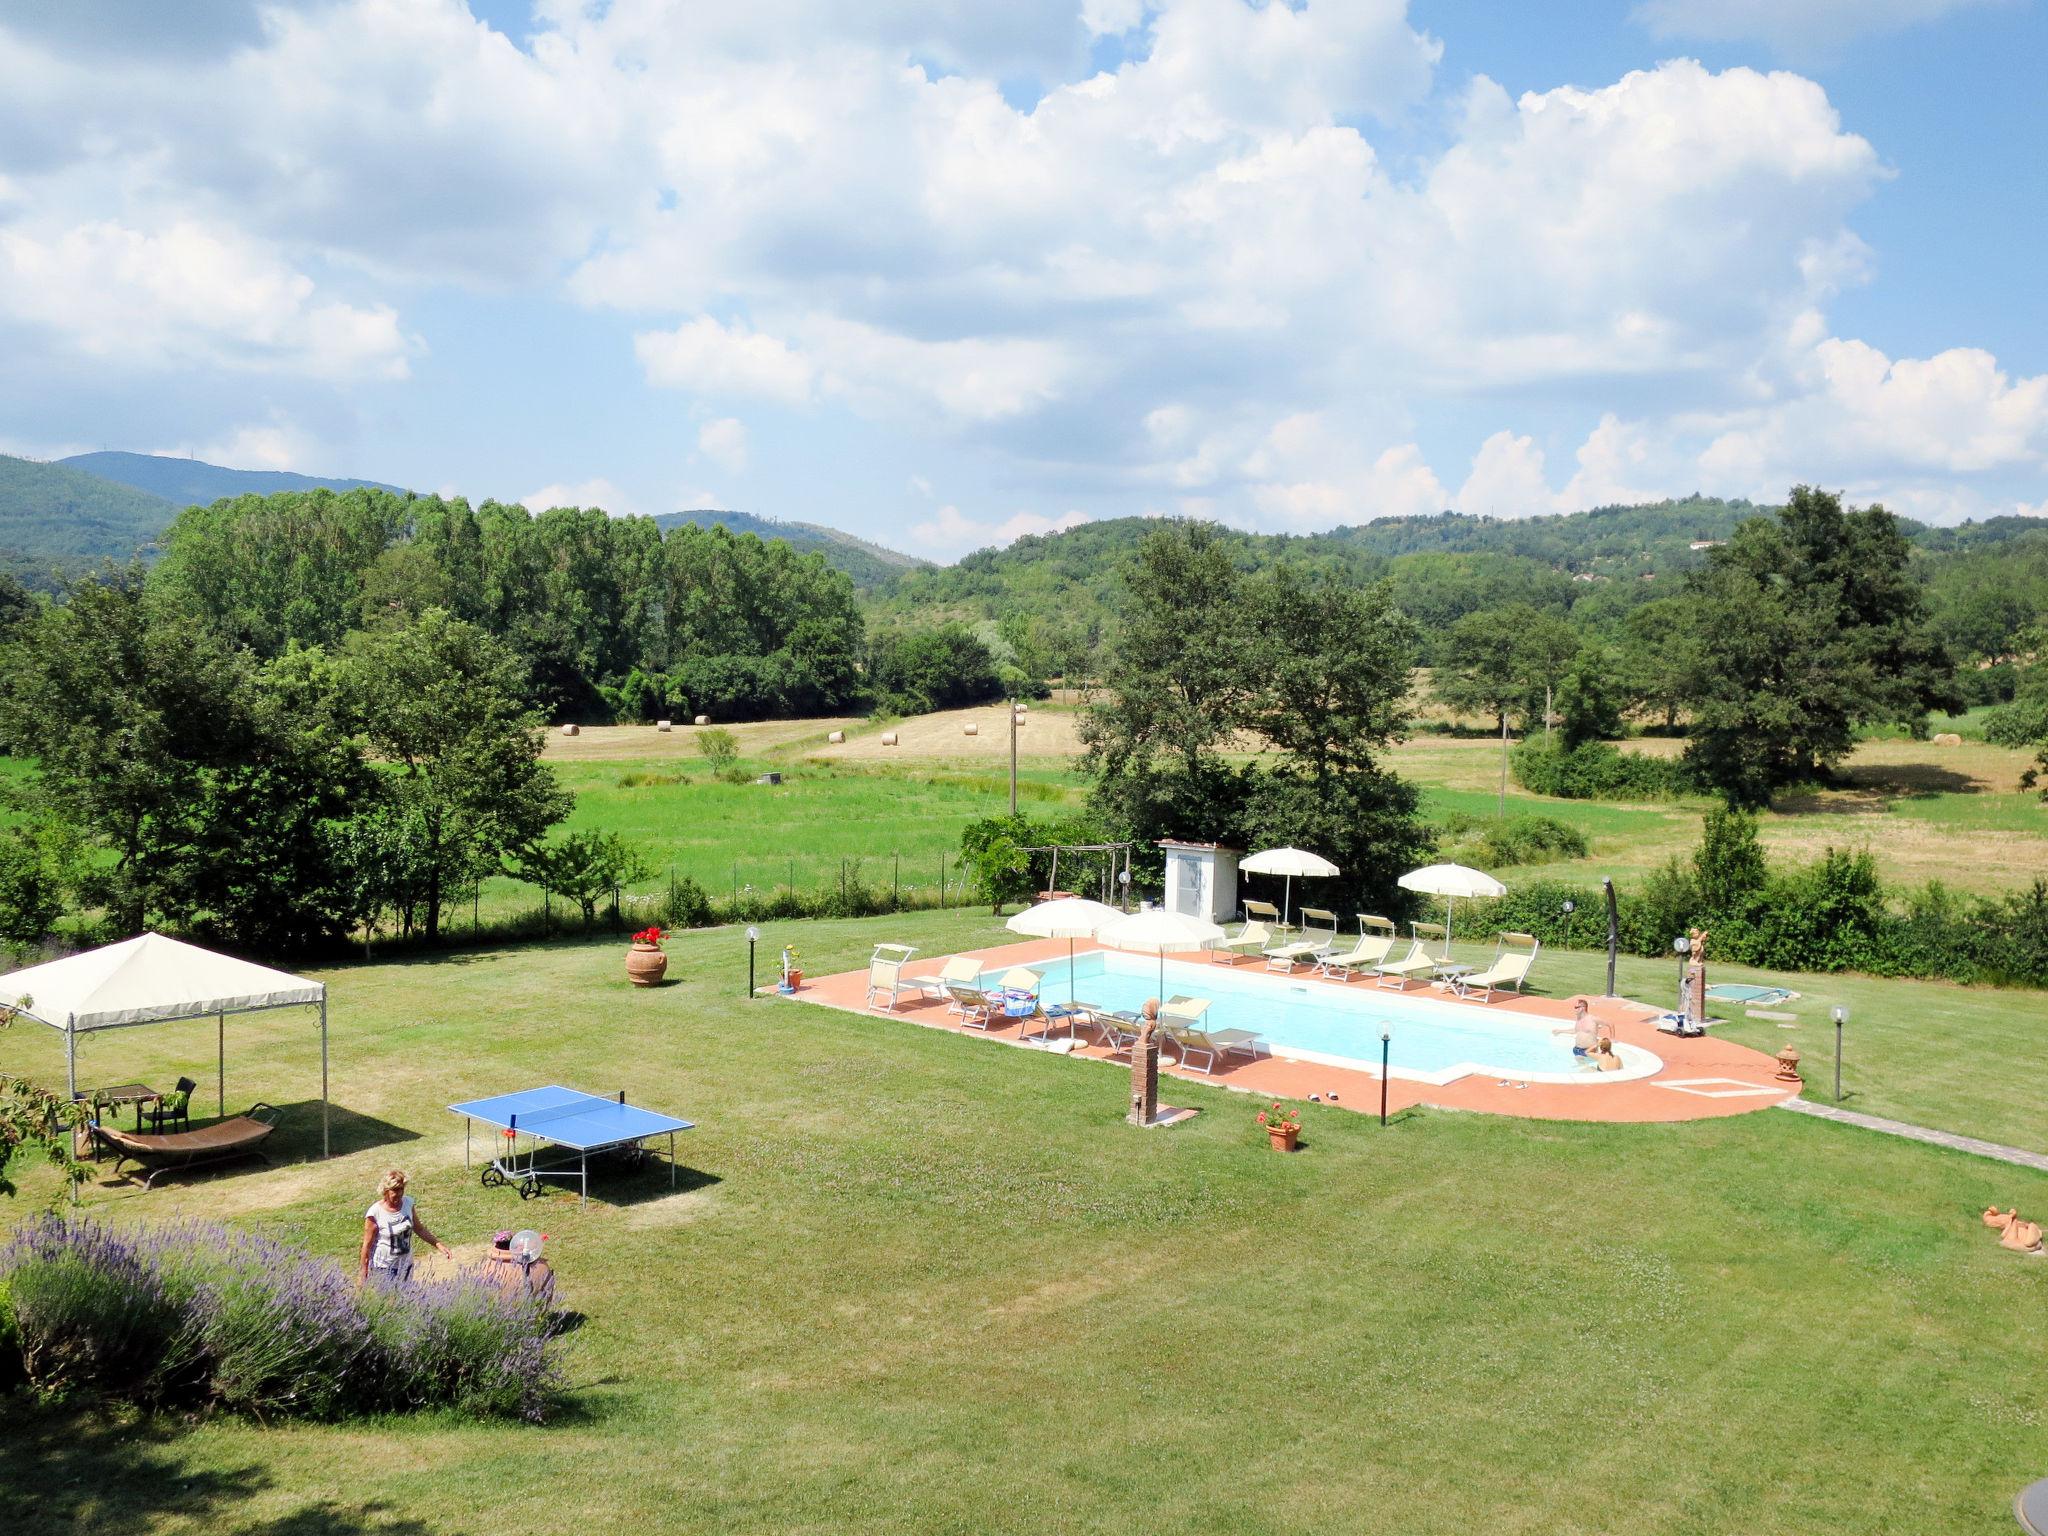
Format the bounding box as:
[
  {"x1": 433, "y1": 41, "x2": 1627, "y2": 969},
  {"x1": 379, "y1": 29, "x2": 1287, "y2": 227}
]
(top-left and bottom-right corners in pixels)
[{"x1": 789, "y1": 938, "x2": 1798, "y2": 1125}]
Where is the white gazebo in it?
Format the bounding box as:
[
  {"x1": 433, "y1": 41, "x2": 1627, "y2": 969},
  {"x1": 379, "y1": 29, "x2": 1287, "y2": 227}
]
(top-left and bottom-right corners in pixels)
[{"x1": 0, "y1": 933, "x2": 331, "y2": 1158}]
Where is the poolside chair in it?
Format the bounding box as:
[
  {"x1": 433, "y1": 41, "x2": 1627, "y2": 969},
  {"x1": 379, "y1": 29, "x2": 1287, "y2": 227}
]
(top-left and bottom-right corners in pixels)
[
  {"x1": 1454, "y1": 934, "x2": 1541, "y2": 1002},
  {"x1": 1158, "y1": 997, "x2": 1267, "y2": 1075},
  {"x1": 1072, "y1": 1003, "x2": 1142, "y2": 1055},
  {"x1": 1316, "y1": 916, "x2": 1399, "y2": 982},
  {"x1": 1263, "y1": 908, "x2": 1339, "y2": 972},
  {"x1": 916, "y1": 954, "x2": 984, "y2": 1003},
  {"x1": 1373, "y1": 922, "x2": 1448, "y2": 990},
  {"x1": 865, "y1": 944, "x2": 920, "y2": 1010},
  {"x1": 1217, "y1": 900, "x2": 1283, "y2": 963},
  {"x1": 946, "y1": 981, "x2": 997, "y2": 1029}
]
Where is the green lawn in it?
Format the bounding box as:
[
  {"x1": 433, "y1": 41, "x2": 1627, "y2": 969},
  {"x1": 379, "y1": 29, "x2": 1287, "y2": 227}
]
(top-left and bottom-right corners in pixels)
[{"x1": 5, "y1": 909, "x2": 2048, "y2": 1534}]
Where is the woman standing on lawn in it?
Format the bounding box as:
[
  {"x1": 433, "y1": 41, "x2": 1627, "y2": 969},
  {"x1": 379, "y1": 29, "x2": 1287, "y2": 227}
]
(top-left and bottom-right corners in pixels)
[{"x1": 360, "y1": 1168, "x2": 451, "y2": 1286}]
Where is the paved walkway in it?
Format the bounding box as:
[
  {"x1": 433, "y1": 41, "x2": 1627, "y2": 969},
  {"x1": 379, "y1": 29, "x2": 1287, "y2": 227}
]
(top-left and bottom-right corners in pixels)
[
  {"x1": 797, "y1": 937, "x2": 1794, "y2": 1125},
  {"x1": 1777, "y1": 1097, "x2": 2048, "y2": 1172}
]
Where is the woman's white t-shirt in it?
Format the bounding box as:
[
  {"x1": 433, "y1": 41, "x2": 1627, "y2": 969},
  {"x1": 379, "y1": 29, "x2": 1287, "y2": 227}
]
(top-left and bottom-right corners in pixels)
[{"x1": 367, "y1": 1195, "x2": 416, "y2": 1272}]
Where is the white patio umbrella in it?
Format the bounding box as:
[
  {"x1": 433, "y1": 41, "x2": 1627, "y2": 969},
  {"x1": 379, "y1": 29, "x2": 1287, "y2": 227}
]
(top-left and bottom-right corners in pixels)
[
  {"x1": 1098, "y1": 906, "x2": 1227, "y2": 1001},
  {"x1": 1006, "y1": 897, "x2": 1126, "y2": 1003},
  {"x1": 1396, "y1": 863, "x2": 1507, "y2": 949},
  {"x1": 1239, "y1": 847, "x2": 1340, "y2": 929}
]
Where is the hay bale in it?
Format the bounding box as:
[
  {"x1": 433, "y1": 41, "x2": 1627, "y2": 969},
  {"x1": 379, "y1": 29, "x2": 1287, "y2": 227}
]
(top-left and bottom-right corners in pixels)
[
  {"x1": 881, "y1": 731, "x2": 899, "y2": 747},
  {"x1": 656, "y1": 720, "x2": 672, "y2": 732},
  {"x1": 963, "y1": 723, "x2": 978, "y2": 737},
  {"x1": 1933, "y1": 732, "x2": 1963, "y2": 747},
  {"x1": 559, "y1": 723, "x2": 579, "y2": 737},
  {"x1": 694, "y1": 714, "x2": 710, "y2": 726},
  {"x1": 828, "y1": 730, "x2": 845, "y2": 744}
]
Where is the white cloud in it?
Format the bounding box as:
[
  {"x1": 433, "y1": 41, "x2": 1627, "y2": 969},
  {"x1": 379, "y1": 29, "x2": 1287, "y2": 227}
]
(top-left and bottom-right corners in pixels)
[
  {"x1": 1632, "y1": 0, "x2": 1999, "y2": 54},
  {"x1": 1242, "y1": 414, "x2": 1450, "y2": 525},
  {"x1": 908, "y1": 503, "x2": 1092, "y2": 561},
  {"x1": 696, "y1": 417, "x2": 749, "y2": 473},
  {"x1": 171, "y1": 414, "x2": 320, "y2": 473},
  {"x1": 523, "y1": 477, "x2": 642, "y2": 516},
  {"x1": 1454, "y1": 431, "x2": 1551, "y2": 517},
  {"x1": 636, "y1": 318, "x2": 814, "y2": 404},
  {"x1": 0, "y1": 219, "x2": 414, "y2": 380}
]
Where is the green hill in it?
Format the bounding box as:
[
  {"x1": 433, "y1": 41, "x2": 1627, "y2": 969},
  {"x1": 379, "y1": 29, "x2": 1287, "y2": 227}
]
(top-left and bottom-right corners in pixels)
[
  {"x1": 59, "y1": 451, "x2": 405, "y2": 507},
  {"x1": 0, "y1": 455, "x2": 177, "y2": 584},
  {"x1": 656, "y1": 508, "x2": 928, "y2": 592}
]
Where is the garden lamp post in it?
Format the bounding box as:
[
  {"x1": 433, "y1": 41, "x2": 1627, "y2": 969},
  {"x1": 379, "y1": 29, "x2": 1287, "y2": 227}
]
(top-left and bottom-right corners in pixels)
[
  {"x1": 1561, "y1": 898, "x2": 1575, "y2": 947},
  {"x1": 1380, "y1": 1029, "x2": 1391, "y2": 1127},
  {"x1": 746, "y1": 925, "x2": 760, "y2": 998},
  {"x1": 1833, "y1": 1005, "x2": 1847, "y2": 1101},
  {"x1": 1673, "y1": 933, "x2": 1691, "y2": 1016},
  {"x1": 1601, "y1": 877, "x2": 1619, "y2": 996}
]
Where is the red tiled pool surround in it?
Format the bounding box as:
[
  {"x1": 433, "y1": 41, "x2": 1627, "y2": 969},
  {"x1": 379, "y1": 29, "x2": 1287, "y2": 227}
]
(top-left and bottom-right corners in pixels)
[{"x1": 788, "y1": 938, "x2": 1796, "y2": 1124}]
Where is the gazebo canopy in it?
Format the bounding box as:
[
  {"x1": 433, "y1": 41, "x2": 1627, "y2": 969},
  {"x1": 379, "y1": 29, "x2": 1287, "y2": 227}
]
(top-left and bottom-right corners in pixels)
[
  {"x1": 0, "y1": 932, "x2": 330, "y2": 1158},
  {"x1": 0, "y1": 932, "x2": 323, "y2": 1032}
]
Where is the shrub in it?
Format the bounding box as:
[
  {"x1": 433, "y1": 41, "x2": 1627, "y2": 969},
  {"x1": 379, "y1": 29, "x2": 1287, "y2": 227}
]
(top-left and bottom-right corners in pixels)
[
  {"x1": 0, "y1": 1217, "x2": 561, "y2": 1422},
  {"x1": 661, "y1": 871, "x2": 715, "y2": 929},
  {"x1": 1511, "y1": 738, "x2": 1689, "y2": 801},
  {"x1": 0, "y1": 1277, "x2": 24, "y2": 1395},
  {"x1": 1984, "y1": 694, "x2": 2048, "y2": 749},
  {"x1": 695, "y1": 727, "x2": 748, "y2": 784},
  {"x1": 1439, "y1": 812, "x2": 1589, "y2": 868}
]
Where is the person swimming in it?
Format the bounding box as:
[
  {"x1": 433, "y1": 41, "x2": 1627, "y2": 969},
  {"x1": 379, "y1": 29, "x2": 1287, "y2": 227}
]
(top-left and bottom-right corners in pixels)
[{"x1": 1555, "y1": 999, "x2": 1598, "y2": 1058}]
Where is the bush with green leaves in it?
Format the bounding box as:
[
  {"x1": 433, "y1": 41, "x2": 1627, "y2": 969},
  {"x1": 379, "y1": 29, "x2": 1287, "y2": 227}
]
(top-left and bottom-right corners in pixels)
[
  {"x1": 1510, "y1": 738, "x2": 1690, "y2": 801},
  {"x1": 1438, "y1": 812, "x2": 1589, "y2": 868},
  {"x1": 695, "y1": 726, "x2": 748, "y2": 784}
]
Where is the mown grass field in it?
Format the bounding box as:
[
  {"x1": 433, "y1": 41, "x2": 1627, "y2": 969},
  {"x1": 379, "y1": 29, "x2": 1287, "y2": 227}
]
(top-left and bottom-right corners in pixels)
[{"x1": 5, "y1": 908, "x2": 2048, "y2": 1535}]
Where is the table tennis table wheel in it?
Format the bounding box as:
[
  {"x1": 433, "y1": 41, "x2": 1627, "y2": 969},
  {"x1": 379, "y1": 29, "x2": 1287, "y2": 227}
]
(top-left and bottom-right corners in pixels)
[
  {"x1": 518, "y1": 1177, "x2": 543, "y2": 1200},
  {"x1": 481, "y1": 1166, "x2": 507, "y2": 1189}
]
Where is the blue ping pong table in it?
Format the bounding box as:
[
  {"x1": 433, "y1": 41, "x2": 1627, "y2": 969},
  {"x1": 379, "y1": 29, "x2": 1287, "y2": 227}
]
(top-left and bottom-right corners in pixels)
[{"x1": 449, "y1": 1085, "x2": 695, "y2": 1204}]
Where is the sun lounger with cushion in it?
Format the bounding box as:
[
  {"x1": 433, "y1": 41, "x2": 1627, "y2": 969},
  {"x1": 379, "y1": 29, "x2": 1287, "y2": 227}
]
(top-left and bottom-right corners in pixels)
[
  {"x1": 1217, "y1": 901, "x2": 1283, "y2": 963},
  {"x1": 916, "y1": 954, "x2": 984, "y2": 1003},
  {"x1": 866, "y1": 944, "x2": 920, "y2": 1010},
  {"x1": 946, "y1": 982, "x2": 997, "y2": 1029},
  {"x1": 1263, "y1": 908, "x2": 1339, "y2": 972},
  {"x1": 1454, "y1": 934, "x2": 1540, "y2": 1002},
  {"x1": 1159, "y1": 997, "x2": 1267, "y2": 1074},
  {"x1": 1316, "y1": 915, "x2": 1398, "y2": 981},
  {"x1": 1374, "y1": 922, "x2": 1449, "y2": 990},
  {"x1": 92, "y1": 1104, "x2": 283, "y2": 1189}
]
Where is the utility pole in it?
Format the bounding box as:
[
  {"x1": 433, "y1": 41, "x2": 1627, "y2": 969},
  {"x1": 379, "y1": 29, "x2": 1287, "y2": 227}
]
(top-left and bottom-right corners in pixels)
[
  {"x1": 1498, "y1": 710, "x2": 1509, "y2": 818},
  {"x1": 1009, "y1": 700, "x2": 1018, "y2": 816}
]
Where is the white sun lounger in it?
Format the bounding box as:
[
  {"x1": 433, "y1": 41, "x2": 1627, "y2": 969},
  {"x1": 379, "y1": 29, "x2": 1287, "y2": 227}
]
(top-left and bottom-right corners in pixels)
[{"x1": 1374, "y1": 922, "x2": 1448, "y2": 990}]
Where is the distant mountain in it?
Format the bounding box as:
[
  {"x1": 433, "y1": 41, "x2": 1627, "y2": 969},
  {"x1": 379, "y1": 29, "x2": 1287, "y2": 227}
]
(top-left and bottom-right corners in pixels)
[
  {"x1": 59, "y1": 451, "x2": 406, "y2": 508},
  {"x1": 0, "y1": 455, "x2": 177, "y2": 584},
  {"x1": 655, "y1": 508, "x2": 929, "y2": 591}
]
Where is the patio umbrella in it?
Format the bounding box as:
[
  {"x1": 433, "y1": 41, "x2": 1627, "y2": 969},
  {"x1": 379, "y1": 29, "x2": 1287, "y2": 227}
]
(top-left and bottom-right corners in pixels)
[
  {"x1": 1240, "y1": 847, "x2": 1340, "y2": 929},
  {"x1": 1006, "y1": 897, "x2": 1125, "y2": 1003},
  {"x1": 1098, "y1": 906, "x2": 1226, "y2": 1001},
  {"x1": 1396, "y1": 862, "x2": 1506, "y2": 949}
]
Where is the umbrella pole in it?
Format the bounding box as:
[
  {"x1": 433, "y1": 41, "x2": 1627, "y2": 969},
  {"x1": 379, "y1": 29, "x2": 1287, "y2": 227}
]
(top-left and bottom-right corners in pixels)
[{"x1": 1283, "y1": 874, "x2": 1293, "y2": 931}]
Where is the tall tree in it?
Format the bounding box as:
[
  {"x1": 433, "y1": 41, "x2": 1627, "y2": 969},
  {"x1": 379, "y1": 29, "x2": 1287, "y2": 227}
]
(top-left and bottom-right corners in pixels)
[
  {"x1": 1682, "y1": 487, "x2": 1960, "y2": 807},
  {"x1": 338, "y1": 610, "x2": 570, "y2": 940}
]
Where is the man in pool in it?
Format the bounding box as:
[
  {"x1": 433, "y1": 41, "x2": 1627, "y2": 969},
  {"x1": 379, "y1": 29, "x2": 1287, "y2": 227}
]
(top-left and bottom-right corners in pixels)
[{"x1": 1555, "y1": 999, "x2": 1598, "y2": 1059}]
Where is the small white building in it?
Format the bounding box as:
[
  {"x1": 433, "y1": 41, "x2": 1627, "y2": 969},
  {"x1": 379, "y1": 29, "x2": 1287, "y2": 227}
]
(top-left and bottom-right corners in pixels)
[{"x1": 1157, "y1": 840, "x2": 1242, "y2": 925}]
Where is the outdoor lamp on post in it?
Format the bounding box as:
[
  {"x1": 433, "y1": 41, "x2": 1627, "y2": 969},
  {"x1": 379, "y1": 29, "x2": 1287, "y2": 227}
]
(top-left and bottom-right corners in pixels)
[
  {"x1": 1380, "y1": 1028, "x2": 1391, "y2": 1127},
  {"x1": 1560, "y1": 898, "x2": 1575, "y2": 945},
  {"x1": 1673, "y1": 933, "x2": 1691, "y2": 1011},
  {"x1": 746, "y1": 926, "x2": 760, "y2": 998},
  {"x1": 1832, "y1": 1005, "x2": 1847, "y2": 1102}
]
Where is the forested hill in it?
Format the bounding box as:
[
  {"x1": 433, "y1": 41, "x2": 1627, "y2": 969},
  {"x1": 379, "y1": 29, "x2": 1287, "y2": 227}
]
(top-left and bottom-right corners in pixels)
[
  {"x1": 657, "y1": 508, "x2": 927, "y2": 591},
  {"x1": 59, "y1": 451, "x2": 406, "y2": 507},
  {"x1": 0, "y1": 455, "x2": 177, "y2": 584}
]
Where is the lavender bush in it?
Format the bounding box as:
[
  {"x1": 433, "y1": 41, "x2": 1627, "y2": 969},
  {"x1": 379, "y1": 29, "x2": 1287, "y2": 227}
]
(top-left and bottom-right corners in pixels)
[{"x1": 0, "y1": 1216, "x2": 561, "y2": 1422}]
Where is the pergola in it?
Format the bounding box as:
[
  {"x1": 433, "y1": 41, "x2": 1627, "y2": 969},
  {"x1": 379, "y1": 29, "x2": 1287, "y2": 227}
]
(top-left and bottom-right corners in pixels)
[{"x1": 0, "y1": 932, "x2": 330, "y2": 1158}]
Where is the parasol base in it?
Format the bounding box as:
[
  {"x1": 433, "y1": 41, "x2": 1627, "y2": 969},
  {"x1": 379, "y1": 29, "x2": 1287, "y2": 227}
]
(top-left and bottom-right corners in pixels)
[{"x1": 1131, "y1": 1105, "x2": 1199, "y2": 1129}]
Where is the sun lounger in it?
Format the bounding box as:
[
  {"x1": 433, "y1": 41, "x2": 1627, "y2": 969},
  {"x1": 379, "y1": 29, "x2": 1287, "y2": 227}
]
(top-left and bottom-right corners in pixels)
[
  {"x1": 1316, "y1": 915, "x2": 1398, "y2": 981},
  {"x1": 866, "y1": 943, "x2": 920, "y2": 1010},
  {"x1": 1374, "y1": 922, "x2": 1448, "y2": 990},
  {"x1": 1217, "y1": 901, "x2": 1283, "y2": 963},
  {"x1": 1159, "y1": 998, "x2": 1266, "y2": 1074},
  {"x1": 1263, "y1": 908, "x2": 1339, "y2": 972},
  {"x1": 1454, "y1": 934, "x2": 1540, "y2": 1002},
  {"x1": 92, "y1": 1104, "x2": 282, "y2": 1189},
  {"x1": 916, "y1": 954, "x2": 984, "y2": 1003},
  {"x1": 946, "y1": 981, "x2": 997, "y2": 1028}
]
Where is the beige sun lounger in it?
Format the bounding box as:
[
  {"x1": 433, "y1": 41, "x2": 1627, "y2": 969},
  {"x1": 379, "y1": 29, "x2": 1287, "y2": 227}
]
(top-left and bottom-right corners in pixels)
[
  {"x1": 1263, "y1": 908, "x2": 1339, "y2": 972},
  {"x1": 93, "y1": 1105, "x2": 282, "y2": 1189},
  {"x1": 916, "y1": 954, "x2": 984, "y2": 1003},
  {"x1": 1217, "y1": 901, "x2": 1283, "y2": 963},
  {"x1": 1159, "y1": 997, "x2": 1266, "y2": 1075},
  {"x1": 1316, "y1": 915, "x2": 1399, "y2": 981},
  {"x1": 866, "y1": 943, "x2": 920, "y2": 1010},
  {"x1": 1454, "y1": 934, "x2": 1541, "y2": 1002},
  {"x1": 1374, "y1": 922, "x2": 1449, "y2": 990},
  {"x1": 946, "y1": 981, "x2": 997, "y2": 1029}
]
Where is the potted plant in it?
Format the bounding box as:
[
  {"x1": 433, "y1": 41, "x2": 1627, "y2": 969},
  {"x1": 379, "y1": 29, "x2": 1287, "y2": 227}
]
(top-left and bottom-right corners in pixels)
[
  {"x1": 626, "y1": 926, "x2": 668, "y2": 987},
  {"x1": 1257, "y1": 1102, "x2": 1301, "y2": 1152},
  {"x1": 779, "y1": 946, "x2": 803, "y2": 993}
]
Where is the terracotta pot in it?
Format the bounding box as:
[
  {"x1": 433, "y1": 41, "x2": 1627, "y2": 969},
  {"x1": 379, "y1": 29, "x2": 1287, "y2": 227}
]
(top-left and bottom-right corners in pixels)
[
  {"x1": 786, "y1": 970, "x2": 803, "y2": 991},
  {"x1": 1267, "y1": 1125, "x2": 1300, "y2": 1152},
  {"x1": 626, "y1": 943, "x2": 669, "y2": 987}
]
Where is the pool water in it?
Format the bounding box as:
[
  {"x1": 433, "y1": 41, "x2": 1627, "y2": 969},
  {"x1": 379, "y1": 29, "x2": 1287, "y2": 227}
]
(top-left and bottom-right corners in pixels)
[{"x1": 1044, "y1": 950, "x2": 1654, "y2": 1085}]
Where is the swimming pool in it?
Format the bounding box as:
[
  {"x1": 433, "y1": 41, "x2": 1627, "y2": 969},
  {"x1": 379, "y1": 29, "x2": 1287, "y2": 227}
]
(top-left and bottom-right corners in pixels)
[{"x1": 1046, "y1": 950, "x2": 1660, "y2": 1086}]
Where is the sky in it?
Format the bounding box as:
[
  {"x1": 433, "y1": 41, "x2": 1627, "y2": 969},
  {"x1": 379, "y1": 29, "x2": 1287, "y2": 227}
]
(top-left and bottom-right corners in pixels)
[{"x1": 0, "y1": 0, "x2": 2042, "y2": 561}]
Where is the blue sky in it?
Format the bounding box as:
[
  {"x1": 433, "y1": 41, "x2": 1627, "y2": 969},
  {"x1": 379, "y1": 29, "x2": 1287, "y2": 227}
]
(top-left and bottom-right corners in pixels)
[{"x1": 0, "y1": 0, "x2": 2041, "y2": 558}]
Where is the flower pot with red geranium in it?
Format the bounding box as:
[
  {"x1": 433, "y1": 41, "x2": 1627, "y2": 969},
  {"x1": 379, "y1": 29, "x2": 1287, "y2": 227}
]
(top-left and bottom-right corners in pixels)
[
  {"x1": 626, "y1": 926, "x2": 669, "y2": 986},
  {"x1": 1257, "y1": 1102, "x2": 1301, "y2": 1151}
]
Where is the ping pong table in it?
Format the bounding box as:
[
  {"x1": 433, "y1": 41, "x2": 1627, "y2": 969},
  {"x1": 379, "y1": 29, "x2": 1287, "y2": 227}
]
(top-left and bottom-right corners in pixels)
[{"x1": 449, "y1": 1085, "x2": 695, "y2": 1204}]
